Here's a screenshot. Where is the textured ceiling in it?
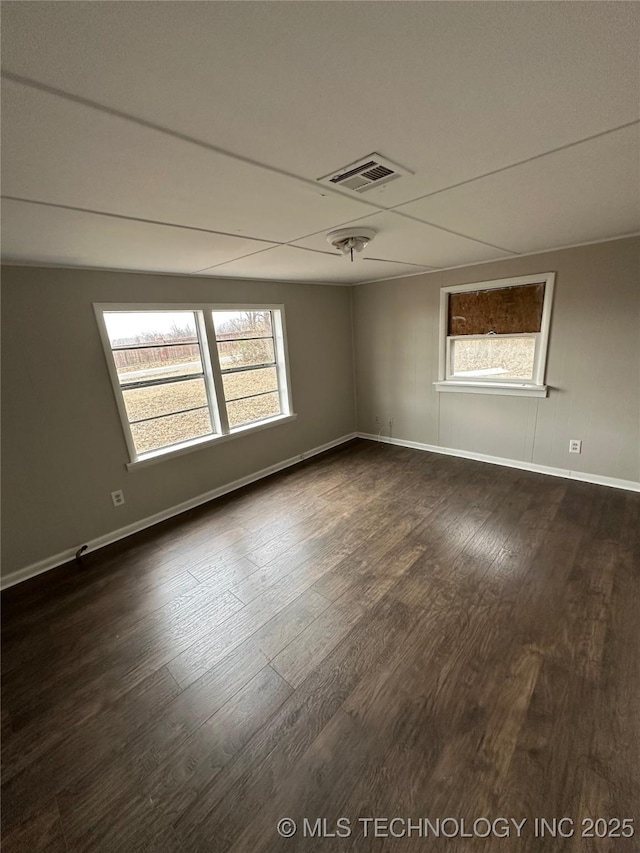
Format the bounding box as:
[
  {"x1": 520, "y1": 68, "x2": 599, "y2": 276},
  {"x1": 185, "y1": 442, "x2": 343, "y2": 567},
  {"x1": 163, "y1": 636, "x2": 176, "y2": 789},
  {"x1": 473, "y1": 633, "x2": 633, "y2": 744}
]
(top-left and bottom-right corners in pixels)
[{"x1": 1, "y1": 1, "x2": 639, "y2": 284}]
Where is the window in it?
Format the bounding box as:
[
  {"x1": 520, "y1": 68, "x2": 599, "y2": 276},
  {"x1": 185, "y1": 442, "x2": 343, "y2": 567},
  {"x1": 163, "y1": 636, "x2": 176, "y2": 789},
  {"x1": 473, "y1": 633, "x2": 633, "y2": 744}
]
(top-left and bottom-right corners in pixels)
[
  {"x1": 95, "y1": 304, "x2": 294, "y2": 467},
  {"x1": 212, "y1": 310, "x2": 289, "y2": 429},
  {"x1": 435, "y1": 273, "x2": 555, "y2": 397}
]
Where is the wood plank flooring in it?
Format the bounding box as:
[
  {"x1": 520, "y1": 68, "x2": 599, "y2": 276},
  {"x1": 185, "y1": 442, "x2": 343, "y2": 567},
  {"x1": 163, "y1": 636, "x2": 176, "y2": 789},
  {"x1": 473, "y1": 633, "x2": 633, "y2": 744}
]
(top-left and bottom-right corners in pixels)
[{"x1": 2, "y1": 439, "x2": 639, "y2": 852}]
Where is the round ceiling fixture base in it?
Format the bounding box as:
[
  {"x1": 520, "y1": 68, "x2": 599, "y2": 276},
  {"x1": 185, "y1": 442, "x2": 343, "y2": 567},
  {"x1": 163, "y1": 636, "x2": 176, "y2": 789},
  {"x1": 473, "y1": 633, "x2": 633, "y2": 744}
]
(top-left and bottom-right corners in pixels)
[{"x1": 326, "y1": 227, "x2": 376, "y2": 259}]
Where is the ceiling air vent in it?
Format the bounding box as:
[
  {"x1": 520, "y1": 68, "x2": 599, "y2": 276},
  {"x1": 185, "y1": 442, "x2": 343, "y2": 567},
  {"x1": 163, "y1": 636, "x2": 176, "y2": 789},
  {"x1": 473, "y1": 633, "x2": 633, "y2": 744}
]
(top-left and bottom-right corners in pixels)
[{"x1": 317, "y1": 153, "x2": 411, "y2": 194}]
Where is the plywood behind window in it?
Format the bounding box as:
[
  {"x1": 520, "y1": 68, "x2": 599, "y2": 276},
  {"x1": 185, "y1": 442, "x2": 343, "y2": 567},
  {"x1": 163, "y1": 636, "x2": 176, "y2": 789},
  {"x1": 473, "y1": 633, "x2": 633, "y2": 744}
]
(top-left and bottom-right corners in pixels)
[{"x1": 448, "y1": 283, "x2": 545, "y2": 336}]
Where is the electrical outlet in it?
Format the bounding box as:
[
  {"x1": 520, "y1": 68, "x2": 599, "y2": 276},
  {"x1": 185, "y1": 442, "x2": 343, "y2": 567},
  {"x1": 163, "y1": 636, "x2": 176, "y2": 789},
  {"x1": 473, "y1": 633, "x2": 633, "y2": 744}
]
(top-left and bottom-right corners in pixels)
[
  {"x1": 569, "y1": 440, "x2": 582, "y2": 454},
  {"x1": 111, "y1": 489, "x2": 125, "y2": 507}
]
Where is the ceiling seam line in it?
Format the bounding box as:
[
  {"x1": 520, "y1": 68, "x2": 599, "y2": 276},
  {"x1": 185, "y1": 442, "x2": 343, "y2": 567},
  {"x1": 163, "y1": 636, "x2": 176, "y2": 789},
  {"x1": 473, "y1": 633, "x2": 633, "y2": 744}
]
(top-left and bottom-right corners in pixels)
[
  {"x1": 5, "y1": 69, "x2": 634, "y2": 269},
  {"x1": 390, "y1": 209, "x2": 519, "y2": 254},
  {"x1": 16, "y1": 65, "x2": 610, "y2": 240},
  {"x1": 7, "y1": 69, "x2": 609, "y2": 255},
  {"x1": 188, "y1": 245, "x2": 283, "y2": 274},
  {"x1": 3, "y1": 75, "x2": 638, "y2": 264},
  {"x1": 5, "y1": 233, "x2": 635, "y2": 285},
  {"x1": 364, "y1": 258, "x2": 437, "y2": 269},
  {"x1": 2, "y1": 193, "x2": 517, "y2": 275},
  {"x1": 286, "y1": 244, "x2": 437, "y2": 268},
  {"x1": 280, "y1": 207, "x2": 517, "y2": 256},
  {"x1": 387, "y1": 118, "x2": 640, "y2": 210},
  {"x1": 351, "y1": 231, "x2": 640, "y2": 286},
  {"x1": 1, "y1": 195, "x2": 282, "y2": 246},
  {"x1": 188, "y1": 243, "x2": 435, "y2": 276},
  {"x1": 2, "y1": 195, "x2": 394, "y2": 259},
  {"x1": 280, "y1": 211, "x2": 381, "y2": 248},
  {"x1": 1, "y1": 70, "x2": 390, "y2": 217},
  {"x1": 4, "y1": 194, "x2": 438, "y2": 272},
  {"x1": 1, "y1": 259, "x2": 345, "y2": 286}
]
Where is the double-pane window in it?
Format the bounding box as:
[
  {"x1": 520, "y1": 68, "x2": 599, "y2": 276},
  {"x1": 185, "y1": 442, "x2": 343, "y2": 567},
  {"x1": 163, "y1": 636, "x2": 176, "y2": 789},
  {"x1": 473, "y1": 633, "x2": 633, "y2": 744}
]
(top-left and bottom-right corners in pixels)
[{"x1": 97, "y1": 305, "x2": 292, "y2": 463}]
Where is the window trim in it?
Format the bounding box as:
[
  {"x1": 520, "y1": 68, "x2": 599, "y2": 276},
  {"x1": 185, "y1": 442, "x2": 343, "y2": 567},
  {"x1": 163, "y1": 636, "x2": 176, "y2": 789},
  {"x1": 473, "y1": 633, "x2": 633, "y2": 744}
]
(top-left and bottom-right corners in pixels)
[
  {"x1": 94, "y1": 302, "x2": 295, "y2": 467},
  {"x1": 435, "y1": 272, "x2": 555, "y2": 397}
]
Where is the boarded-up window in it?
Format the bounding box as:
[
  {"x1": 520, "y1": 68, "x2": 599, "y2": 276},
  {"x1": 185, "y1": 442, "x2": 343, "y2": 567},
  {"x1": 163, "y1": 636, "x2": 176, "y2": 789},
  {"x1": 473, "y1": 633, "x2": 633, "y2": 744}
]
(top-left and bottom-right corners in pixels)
[{"x1": 448, "y1": 283, "x2": 545, "y2": 336}]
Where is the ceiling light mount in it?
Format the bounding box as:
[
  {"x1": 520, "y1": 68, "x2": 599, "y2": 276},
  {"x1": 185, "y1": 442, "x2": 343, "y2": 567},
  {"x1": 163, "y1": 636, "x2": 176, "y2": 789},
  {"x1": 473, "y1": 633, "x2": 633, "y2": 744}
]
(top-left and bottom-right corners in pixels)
[{"x1": 327, "y1": 227, "x2": 376, "y2": 262}]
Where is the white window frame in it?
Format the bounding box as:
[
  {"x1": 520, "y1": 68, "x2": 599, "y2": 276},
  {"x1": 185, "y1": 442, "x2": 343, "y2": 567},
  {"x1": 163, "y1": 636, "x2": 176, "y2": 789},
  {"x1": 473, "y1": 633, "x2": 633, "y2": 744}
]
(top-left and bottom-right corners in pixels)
[
  {"x1": 94, "y1": 303, "x2": 296, "y2": 469},
  {"x1": 434, "y1": 272, "x2": 555, "y2": 398}
]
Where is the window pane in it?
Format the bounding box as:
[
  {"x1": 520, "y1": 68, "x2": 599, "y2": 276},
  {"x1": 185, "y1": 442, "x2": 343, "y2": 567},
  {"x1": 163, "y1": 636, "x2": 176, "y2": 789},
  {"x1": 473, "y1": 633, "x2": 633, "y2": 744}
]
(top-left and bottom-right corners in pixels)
[
  {"x1": 212, "y1": 310, "x2": 273, "y2": 340},
  {"x1": 227, "y1": 392, "x2": 281, "y2": 429},
  {"x1": 104, "y1": 311, "x2": 198, "y2": 347},
  {"x1": 130, "y1": 408, "x2": 212, "y2": 455},
  {"x1": 450, "y1": 337, "x2": 536, "y2": 380},
  {"x1": 122, "y1": 378, "x2": 209, "y2": 422},
  {"x1": 222, "y1": 367, "x2": 278, "y2": 402},
  {"x1": 217, "y1": 338, "x2": 275, "y2": 370},
  {"x1": 114, "y1": 344, "x2": 203, "y2": 385}
]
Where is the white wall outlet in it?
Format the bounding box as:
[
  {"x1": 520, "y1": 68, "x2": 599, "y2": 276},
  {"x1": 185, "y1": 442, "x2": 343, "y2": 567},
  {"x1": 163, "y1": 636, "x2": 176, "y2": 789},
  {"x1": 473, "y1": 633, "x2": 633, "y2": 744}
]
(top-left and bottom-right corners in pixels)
[
  {"x1": 111, "y1": 489, "x2": 125, "y2": 507},
  {"x1": 569, "y1": 439, "x2": 582, "y2": 454}
]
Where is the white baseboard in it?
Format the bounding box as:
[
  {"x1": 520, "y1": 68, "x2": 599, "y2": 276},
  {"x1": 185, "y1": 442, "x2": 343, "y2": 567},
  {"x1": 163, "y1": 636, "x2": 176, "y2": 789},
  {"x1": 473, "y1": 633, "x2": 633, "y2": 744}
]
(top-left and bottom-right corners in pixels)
[
  {"x1": 1, "y1": 432, "x2": 358, "y2": 591},
  {"x1": 358, "y1": 432, "x2": 640, "y2": 493}
]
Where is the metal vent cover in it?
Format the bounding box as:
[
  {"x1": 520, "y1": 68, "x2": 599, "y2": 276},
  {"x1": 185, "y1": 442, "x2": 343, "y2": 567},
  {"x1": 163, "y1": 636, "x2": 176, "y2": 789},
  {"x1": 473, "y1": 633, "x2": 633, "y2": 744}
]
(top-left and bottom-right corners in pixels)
[{"x1": 317, "y1": 153, "x2": 411, "y2": 194}]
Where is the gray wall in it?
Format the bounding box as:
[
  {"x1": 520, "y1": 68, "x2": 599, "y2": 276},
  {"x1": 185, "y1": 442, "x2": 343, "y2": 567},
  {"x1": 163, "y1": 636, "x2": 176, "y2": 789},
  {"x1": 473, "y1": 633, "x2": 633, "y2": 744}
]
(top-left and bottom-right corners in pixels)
[
  {"x1": 1, "y1": 267, "x2": 356, "y2": 578},
  {"x1": 3, "y1": 237, "x2": 638, "y2": 580},
  {"x1": 353, "y1": 236, "x2": 640, "y2": 483}
]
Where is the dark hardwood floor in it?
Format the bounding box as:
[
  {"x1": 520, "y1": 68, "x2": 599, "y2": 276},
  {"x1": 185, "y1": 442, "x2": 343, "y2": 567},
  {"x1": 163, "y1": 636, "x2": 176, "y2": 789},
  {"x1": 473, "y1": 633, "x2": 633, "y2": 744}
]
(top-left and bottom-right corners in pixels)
[{"x1": 2, "y1": 439, "x2": 638, "y2": 852}]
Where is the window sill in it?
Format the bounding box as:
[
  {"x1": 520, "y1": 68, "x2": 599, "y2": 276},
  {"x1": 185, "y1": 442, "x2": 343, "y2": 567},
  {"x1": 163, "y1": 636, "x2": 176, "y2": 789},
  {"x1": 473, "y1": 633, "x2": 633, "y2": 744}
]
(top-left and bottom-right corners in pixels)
[
  {"x1": 126, "y1": 412, "x2": 298, "y2": 470},
  {"x1": 434, "y1": 381, "x2": 548, "y2": 398}
]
